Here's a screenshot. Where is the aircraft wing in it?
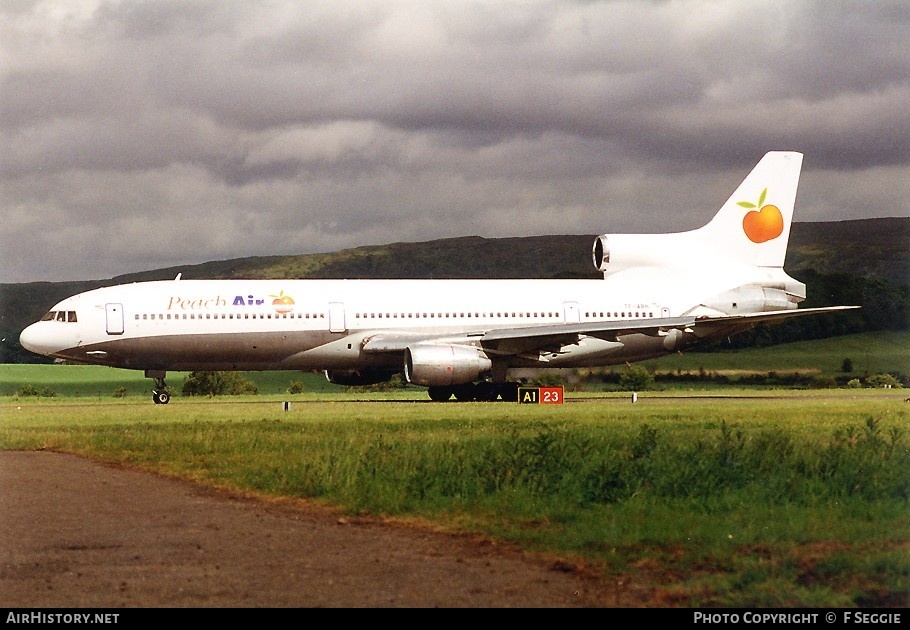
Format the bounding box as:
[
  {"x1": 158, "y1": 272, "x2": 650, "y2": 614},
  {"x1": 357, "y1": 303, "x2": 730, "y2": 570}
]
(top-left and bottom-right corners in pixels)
[
  {"x1": 687, "y1": 305, "x2": 861, "y2": 334},
  {"x1": 478, "y1": 316, "x2": 696, "y2": 355},
  {"x1": 676, "y1": 305, "x2": 863, "y2": 348},
  {"x1": 360, "y1": 306, "x2": 860, "y2": 358},
  {"x1": 360, "y1": 317, "x2": 697, "y2": 357},
  {"x1": 360, "y1": 331, "x2": 452, "y2": 352}
]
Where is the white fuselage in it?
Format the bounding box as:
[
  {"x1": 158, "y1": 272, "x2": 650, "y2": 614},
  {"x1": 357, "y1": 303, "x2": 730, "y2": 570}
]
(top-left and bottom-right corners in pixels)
[{"x1": 18, "y1": 265, "x2": 795, "y2": 375}]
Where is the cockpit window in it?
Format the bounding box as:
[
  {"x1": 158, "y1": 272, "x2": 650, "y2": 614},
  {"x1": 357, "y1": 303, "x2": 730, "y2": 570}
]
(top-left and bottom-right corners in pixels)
[{"x1": 40, "y1": 310, "x2": 77, "y2": 322}]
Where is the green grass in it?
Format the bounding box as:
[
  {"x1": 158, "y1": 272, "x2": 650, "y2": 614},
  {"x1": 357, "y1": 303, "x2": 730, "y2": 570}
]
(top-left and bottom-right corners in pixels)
[
  {"x1": 1, "y1": 384, "x2": 907, "y2": 607},
  {"x1": 0, "y1": 364, "x2": 341, "y2": 398},
  {"x1": 646, "y1": 331, "x2": 910, "y2": 377},
  {"x1": 2, "y1": 331, "x2": 907, "y2": 399}
]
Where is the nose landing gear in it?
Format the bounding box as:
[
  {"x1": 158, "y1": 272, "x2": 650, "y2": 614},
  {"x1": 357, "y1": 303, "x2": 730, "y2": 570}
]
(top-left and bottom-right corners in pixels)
[{"x1": 145, "y1": 370, "x2": 171, "y2": 404}]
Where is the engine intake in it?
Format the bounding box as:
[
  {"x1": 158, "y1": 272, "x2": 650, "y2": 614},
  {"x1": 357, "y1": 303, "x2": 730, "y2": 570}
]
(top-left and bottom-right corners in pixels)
[
  {"x1": 404, "y1": 343, "x2": 492, "y2": 387},
  {"x1": 592, "y1": 235, "x2": 610, "y2": 272}
]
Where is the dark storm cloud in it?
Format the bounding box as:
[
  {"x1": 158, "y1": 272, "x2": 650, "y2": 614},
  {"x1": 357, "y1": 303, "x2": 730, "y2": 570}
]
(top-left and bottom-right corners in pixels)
[{"x1": 1, "y1": 0, "x2": 907, "y2": 282}]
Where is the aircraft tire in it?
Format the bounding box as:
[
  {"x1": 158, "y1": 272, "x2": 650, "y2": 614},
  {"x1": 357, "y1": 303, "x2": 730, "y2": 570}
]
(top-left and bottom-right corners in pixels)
[
  {"x1": 452, "y1": 383, "x2": 476, "y2": 402},
  {"x1": 498, "y1": 382, "x2": 520, "y2": 402},
  {"x1": 153, "y1": 390, "x2": 171, "y2": 405},
  {"x1": 474, "y1": 382, "x2": 498, "y2": 402},
  {"x1": 427, "y1": 386, "x2": 453, "y2": 402}
]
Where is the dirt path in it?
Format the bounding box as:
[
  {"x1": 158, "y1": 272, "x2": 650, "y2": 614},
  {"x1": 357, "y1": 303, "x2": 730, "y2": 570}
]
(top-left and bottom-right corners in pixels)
[{"x1": 0, "y1": 451, "x2": 638, "y2": 607}]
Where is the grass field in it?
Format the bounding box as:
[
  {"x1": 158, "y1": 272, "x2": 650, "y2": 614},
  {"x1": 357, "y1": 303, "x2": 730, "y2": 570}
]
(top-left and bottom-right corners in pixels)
[
  {"x1": 1, "y1": 364, "x2": 908, "y2": 607},
  {"x1": 648, "y1": 331, "x2": 910, "y2": 376},
  {"x1": 2, "y1": 330, "x2": 908, "y2": 400},
  {"x1": 2, "y1": 332, "x2": 908, "y2": 606}
]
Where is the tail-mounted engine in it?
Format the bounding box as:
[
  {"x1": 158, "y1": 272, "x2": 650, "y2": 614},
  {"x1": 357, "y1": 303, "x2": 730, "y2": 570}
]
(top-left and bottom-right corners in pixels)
[{"x1": 592, "y1": 233, "x2": 682, "y2": 277}]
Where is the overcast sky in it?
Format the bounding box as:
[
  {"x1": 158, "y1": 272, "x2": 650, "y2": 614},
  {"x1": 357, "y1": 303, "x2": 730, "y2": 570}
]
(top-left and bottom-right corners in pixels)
[{"x1": 2, "y1": 0, "x2": 908, "y2": 283}]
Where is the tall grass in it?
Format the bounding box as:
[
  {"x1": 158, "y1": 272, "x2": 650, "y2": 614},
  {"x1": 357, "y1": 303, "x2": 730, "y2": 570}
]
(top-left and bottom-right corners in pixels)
[{"x1": 1, "y1": 392, "x2": 906, "y2": 606}]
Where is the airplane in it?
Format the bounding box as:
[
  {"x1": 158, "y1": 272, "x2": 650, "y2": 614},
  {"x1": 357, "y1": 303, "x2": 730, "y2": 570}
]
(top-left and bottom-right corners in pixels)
[{"x1": 19, "y1": 151, "x2": 858, "y2": 404}]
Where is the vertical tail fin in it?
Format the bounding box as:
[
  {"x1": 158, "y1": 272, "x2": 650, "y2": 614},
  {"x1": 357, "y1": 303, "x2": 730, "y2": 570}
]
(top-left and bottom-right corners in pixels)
[{"x1": 696, "y1": 151, "x2": 803, "y2": 268}]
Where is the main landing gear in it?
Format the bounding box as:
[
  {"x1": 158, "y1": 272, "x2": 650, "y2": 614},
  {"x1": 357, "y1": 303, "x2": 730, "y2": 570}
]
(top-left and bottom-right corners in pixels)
[
  {"x1": 145, "y1": 370, "x2": 171, "y2": 405},
  {"x1": 427, "y1": 381, "x2": 521, "y2": 402}
]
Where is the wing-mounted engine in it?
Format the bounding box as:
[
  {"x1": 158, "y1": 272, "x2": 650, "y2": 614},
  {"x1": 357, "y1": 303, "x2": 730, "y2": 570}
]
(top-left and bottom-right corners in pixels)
[{"x1": 404, "y1": 343, "x2": 492, "y2": 387}]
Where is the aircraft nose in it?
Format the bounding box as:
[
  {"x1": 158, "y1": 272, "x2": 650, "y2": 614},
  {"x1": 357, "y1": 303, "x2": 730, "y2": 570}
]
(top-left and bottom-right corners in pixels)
[
  {"x1": 19, "y1": 323, "x2": 44, "y2": 354},
  {"x1": 19, "y1": 322, "x2": 66, "y2": 357}
]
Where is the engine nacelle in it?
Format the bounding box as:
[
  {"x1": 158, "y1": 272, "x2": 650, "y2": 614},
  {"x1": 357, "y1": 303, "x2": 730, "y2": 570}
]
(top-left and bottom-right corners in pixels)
[
  {"x1": 404, "y1": 343, "x2": 492, "y2": 387},
  {"x1": 324, "y1": 368, "x2": 398, "y2": 386},
  {"x1": 592, "y1": 233, "x2": 683, "y2": 276}
]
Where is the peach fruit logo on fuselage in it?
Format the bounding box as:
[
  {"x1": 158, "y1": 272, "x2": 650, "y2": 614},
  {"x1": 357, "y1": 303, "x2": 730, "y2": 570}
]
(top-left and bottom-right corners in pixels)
[
  {"x1": 270, "y1": 290, "x2": 295, "y2": 314},
  {"x1": 737, "y1": 187, "x2": 783, "y2": 243}
]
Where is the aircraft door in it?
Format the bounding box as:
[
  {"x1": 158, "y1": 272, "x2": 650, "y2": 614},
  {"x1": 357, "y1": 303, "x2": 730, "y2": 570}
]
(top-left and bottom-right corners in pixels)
[
  {"x1": 328, "y1": 302, "x2": 346, "y2": 333},
  {"x1": 105, "y1": 303, "x2": 124, "y2": 335},
  {"x1": 563, "y1": 301, "x2": 580, "y2": 323}
]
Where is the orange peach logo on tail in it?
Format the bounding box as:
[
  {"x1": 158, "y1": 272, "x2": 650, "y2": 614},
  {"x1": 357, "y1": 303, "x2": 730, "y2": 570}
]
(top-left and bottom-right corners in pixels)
[{"x1": 737, "y1": 187, "x2": 783, "y2": 243}]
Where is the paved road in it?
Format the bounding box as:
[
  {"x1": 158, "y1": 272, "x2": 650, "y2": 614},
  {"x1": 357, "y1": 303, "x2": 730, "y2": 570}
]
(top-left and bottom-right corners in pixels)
[{"x1": 0, "y1": 451, "x2": 630, "y2": 608}]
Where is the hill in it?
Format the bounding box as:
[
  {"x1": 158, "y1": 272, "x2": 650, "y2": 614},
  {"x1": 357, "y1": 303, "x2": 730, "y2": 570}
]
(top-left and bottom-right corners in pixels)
[
  {"x1": 2, "y1": 218, "x2": 907, "y2": 363},
  {"x1": 786, "y1": 217, "x2": 908, "y2": 285}
]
